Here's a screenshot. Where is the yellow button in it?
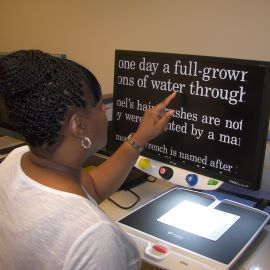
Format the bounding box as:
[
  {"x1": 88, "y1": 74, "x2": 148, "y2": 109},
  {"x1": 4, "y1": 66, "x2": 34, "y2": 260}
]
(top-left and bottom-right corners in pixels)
[{"x1": 138, "y1": 158, "x2": 150, "y2": 170}]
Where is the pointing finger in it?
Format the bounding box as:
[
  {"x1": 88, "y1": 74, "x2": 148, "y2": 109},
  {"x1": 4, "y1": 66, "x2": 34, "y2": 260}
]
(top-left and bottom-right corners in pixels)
[{"x1": 154, "y1": 92, "x2": 176, "y2": 113}]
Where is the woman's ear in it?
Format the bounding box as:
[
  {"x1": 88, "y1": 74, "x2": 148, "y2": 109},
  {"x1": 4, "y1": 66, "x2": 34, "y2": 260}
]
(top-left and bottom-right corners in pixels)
[{"x1": 69, "y1": 113, "x2": 85, "y2": 138}]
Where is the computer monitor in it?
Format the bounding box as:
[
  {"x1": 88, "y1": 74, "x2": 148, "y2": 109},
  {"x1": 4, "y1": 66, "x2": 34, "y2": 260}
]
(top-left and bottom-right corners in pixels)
[{"x1": 110, "y1": 50, "x2": 270, "y2": 191}]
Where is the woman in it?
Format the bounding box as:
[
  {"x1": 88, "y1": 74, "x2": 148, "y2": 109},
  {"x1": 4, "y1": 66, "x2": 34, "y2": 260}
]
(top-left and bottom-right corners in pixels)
[{"x1": 0, "y1": 50, "x2": 175, "y2": 270}]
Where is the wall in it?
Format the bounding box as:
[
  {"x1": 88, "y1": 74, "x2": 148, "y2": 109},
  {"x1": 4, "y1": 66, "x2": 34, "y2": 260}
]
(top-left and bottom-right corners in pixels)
[
  {"x1": 1, "y1": 0, "x2": 270, "y2": 191},
  {"x1": 1, "y1": 0, "x2": 270, "y2": 93}
]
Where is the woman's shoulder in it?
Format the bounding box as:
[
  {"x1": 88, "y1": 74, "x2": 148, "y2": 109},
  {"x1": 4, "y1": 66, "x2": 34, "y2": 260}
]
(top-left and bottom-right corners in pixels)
[{"x1": 1, "y1": 145, "x2": 29, "y2": 162}]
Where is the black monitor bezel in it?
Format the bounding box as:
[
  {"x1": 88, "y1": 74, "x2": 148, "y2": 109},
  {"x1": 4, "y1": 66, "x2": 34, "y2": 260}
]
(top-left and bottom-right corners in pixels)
[{"x1": 111, "y1": 50, "x2": 270, "y2": 190}]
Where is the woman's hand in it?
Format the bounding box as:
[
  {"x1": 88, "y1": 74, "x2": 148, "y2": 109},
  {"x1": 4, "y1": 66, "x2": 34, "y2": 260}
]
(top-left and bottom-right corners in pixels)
[
  {"x1": 84, "y1": 92, "x2": 176, "y2": 203},
  {"x1": 132, "y1": 92, "x2": 176, "y2": 146}
]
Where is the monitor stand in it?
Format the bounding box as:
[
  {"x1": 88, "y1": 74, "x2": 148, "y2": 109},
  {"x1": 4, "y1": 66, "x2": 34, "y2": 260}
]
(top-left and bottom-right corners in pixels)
[{"x1": 118, "y1": 187, "x2": 269, "y2": 270}]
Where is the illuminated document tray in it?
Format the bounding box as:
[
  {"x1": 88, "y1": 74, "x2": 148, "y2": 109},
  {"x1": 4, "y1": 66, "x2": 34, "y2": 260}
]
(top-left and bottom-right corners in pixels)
[{"x1": 118, "y1": 188, "x2": 269, "y2": 270}]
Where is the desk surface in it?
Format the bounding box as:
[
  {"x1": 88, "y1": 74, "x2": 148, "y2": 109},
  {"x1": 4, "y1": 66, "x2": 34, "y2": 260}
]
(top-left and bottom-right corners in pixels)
[
  {"x1": 100, "y1": 178, "x2": 174, "y2": 220},
  {"x1": 100, "y1": 179, "x2": 270, "y2": 270}
]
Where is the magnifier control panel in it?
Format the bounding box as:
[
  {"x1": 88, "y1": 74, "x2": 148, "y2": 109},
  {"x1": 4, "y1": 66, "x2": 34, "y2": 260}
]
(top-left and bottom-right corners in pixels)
[{"x1": 136, "y1": 156, "x2": 222, "y2": 190}]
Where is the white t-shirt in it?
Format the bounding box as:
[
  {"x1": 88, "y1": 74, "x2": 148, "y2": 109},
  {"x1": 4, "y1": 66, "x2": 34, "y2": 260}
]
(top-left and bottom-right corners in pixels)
[{"x1": 0, "y1": 146, "x2": 141, "y2": 270}]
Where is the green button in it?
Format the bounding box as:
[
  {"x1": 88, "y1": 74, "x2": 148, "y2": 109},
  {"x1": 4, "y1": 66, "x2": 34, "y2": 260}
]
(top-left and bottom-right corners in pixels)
[{"x1": 208, "y1": 179, "x2": 219, "y2": 185}]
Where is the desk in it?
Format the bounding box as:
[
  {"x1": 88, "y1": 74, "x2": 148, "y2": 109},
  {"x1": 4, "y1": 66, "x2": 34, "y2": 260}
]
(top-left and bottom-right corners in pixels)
[{"x1": 100, "y1": 179, "x2": 270, "y2": 270}]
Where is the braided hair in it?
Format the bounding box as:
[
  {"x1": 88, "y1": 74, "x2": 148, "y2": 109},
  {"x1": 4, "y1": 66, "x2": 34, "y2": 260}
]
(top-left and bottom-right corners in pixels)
[{"x1": 0, "y1": 50, "x2": 102, "y2": 151}]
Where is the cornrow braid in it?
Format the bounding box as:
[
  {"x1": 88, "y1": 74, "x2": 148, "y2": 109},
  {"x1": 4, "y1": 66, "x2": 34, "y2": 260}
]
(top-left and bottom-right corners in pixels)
[{"x1": 0, "y1": 50, "x2": 87, "y2": 148}]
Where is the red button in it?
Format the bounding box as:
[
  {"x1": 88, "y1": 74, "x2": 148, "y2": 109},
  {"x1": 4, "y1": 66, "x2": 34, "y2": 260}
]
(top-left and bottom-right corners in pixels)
[
  {"x1": 160, "y1": 168, "x2": 166, "y2": 174},
  {"x1": 152, "y1": 244, "x2": 167, "y2": 254}
]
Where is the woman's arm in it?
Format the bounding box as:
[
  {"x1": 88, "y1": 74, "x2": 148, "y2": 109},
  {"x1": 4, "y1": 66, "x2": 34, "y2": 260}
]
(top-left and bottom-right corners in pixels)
[{"x1": 82, "y1": 93, "x2": 176, "y2": 203}]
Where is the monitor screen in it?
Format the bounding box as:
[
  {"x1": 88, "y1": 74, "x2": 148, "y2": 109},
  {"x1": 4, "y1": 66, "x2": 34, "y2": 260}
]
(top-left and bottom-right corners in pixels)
[{"x1": 111, "y1": 50, "x2": 270, "y2": 190}]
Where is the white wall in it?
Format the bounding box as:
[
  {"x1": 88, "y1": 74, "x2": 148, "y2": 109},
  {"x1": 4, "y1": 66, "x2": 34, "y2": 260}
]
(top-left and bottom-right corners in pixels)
[{"x1": 1, "y1": 0, "x2": 270, "y2": 93}]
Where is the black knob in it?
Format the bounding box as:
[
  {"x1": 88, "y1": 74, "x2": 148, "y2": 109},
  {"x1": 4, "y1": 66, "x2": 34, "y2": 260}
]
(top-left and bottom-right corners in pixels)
[{"x1": 159, "y1": 166, "x2": 174, "y2": 180}]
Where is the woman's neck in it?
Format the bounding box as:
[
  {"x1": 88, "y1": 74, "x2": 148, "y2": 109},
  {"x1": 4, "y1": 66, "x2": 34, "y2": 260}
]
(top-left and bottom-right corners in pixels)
[
  {"x1": 21, "y1": 151, "x2": 87, "y2": 197},
  {"x1": 30, "y1": 151, "x2": 81, "y2": 180}
]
